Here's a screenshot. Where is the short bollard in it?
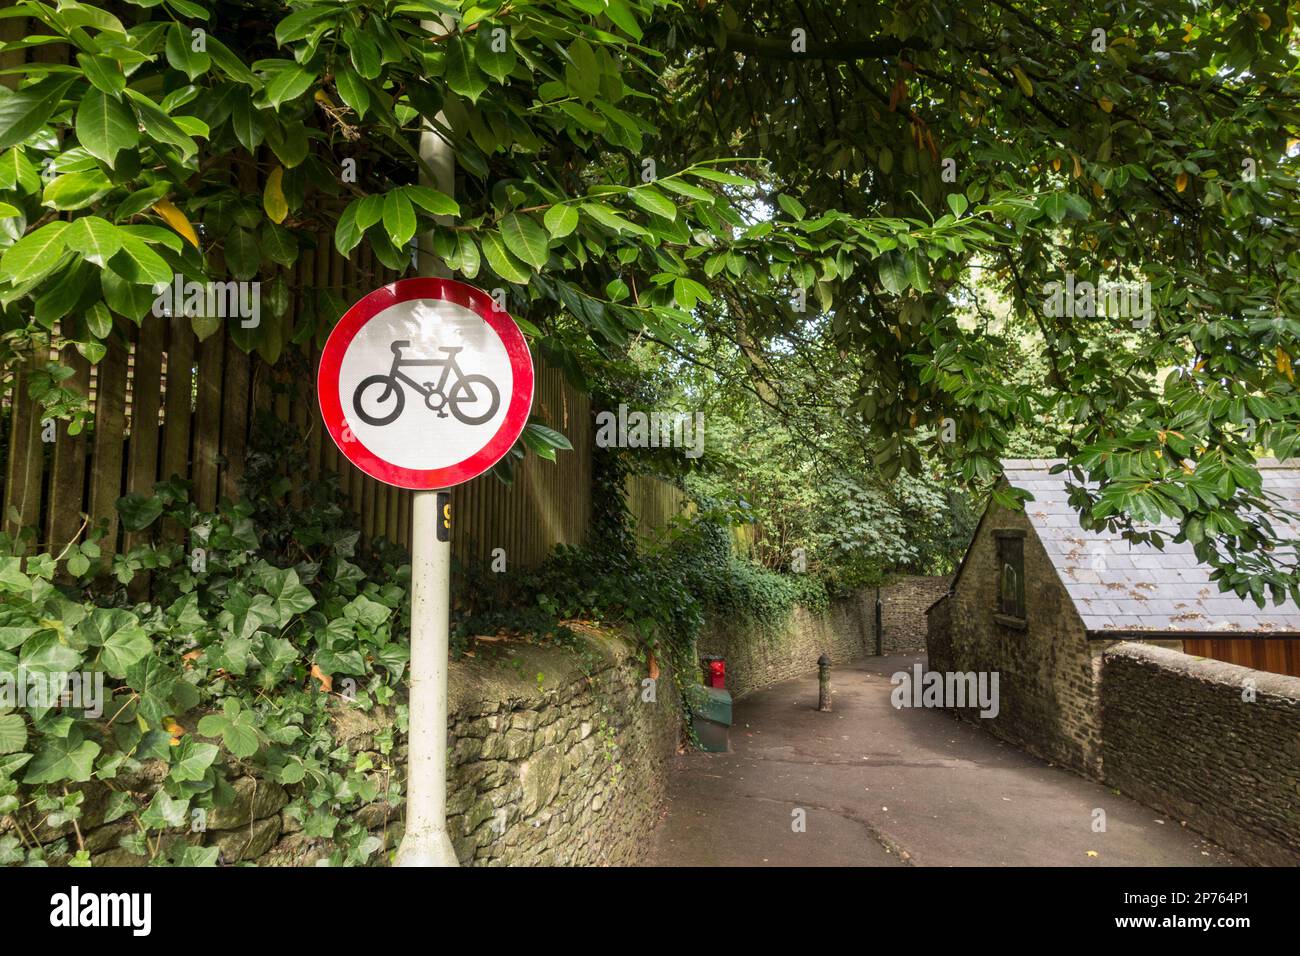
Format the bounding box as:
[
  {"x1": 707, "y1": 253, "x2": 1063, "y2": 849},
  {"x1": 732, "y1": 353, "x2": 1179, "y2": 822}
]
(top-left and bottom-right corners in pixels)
[{"x1": 817, "y1": 654, "x2": 832, "y2": 712}]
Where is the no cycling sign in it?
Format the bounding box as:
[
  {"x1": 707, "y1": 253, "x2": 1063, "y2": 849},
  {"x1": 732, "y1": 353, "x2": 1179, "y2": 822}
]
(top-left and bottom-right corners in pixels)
[{"x1": 318, "y1": 278, "x2": 534, "y2": 489}]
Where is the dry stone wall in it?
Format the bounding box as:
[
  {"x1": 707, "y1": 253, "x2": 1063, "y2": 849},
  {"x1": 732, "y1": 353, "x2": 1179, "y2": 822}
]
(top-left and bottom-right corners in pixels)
[
  {"x1": 1100, "y1": 642, "x2": 1300, "y2": 867},
  {"x1": 697, "y1": 591, "x2": 876, "y2": 700},
  {"x1": 12, "y1": 626, "x2": 679, "y2": 867}
]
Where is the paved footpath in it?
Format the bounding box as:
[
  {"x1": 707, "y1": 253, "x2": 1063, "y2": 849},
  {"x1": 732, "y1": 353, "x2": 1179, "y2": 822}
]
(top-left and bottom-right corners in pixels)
[{"x1": 647, "y1": 656, "x2": 1238, "y2": 867}]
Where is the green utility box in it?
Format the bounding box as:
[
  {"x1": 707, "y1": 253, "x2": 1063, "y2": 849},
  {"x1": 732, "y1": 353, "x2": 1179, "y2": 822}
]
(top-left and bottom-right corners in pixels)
[{"x1": 692, "y1": 687, "x2": 732, "y2": 752}]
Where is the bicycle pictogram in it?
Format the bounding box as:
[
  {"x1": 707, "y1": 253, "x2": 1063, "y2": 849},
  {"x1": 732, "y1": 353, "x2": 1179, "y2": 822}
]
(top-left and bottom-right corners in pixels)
[{"x1": 352, "y1": 340, "x2": 501, "y2": 427}]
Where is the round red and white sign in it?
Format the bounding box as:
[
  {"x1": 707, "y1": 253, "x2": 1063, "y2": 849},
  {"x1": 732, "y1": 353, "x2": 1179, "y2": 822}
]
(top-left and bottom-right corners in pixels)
[{"x1": 318, "y1": 278, "x2": 534, "y2": 489}]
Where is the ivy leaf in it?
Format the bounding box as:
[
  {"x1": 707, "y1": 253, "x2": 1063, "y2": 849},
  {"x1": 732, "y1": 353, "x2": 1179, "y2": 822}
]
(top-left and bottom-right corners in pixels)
[
  {"x1": 0, "y1": 714, "x2": 27, "y2": 755},
  {"x1": 23, "y1": 728, "x2": 100, "y2": 784},
  {"x1": 168, "y1": 738, "x2": 218, "y2": 783},
  {"x1": 261, "y1": 567, "x2": 316, "y2": 624},
  {"x1": 80, "y1": 608, "x2": 151, "y2": 677},
  {"x1": 75, "y1": 89, "x2": 139, "y2": 168},
  {"x1": 116, "y1": 491, "x2": 164, "y2": 531},
  {"x1": 139, "y1": 790, "x2": 189, "y2": 829},
  {"x1": 499, "y1": 212, "x2": 549, "y2": 270},
  {"x1": 197, "y1": 699, "x2": 260, "y2": 758}
]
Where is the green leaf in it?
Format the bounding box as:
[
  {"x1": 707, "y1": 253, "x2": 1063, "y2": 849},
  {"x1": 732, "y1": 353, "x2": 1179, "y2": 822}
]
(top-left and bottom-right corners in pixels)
[
  {"x1": 382, "y1": 189, "x2": 417, "y2": 248},
  {"x1": 165, "y1": 22, "x2": 210, "y2": 81},
  {"x1": 335, "y1": 199, "x2": 365, "y2": 256},
  {"x1": 139, "y1": 790, "x2": 188, "y2": 828},
  {"x1": 1039, "y1": 191, "x2": 1069, "y2": 223},
  {"x1": 475, "y1": 28, "x2": 517, "y2": 83},
  {"x1": 631, "y1": 186, "x2": 677, "y2": 221},
  {"x1": 444, "y1": 38, "x2": 487, "y2": 102},
  {"x1": 480, "y1": 230, "x2": 530, "y2": 283},
  {"x1": 499, "y1": 212, "x2": 549, "y2": 271},
  {"x1": 125, "y1": 89, "x2": 197, "y2": 157},
  {"x1": 0, "y1": 76, "x2": 75, "y2": 149},
  {"x1": 23, "y1": 729, "x2": 100, "y2": 784},
  {"x1": 777, "y1": 193, "x2": 806, "y2": 220},
  {"x1": 402, "y1": 184, "x2": 458, "y2": 217},
  {"x1": 85, "y1": 300, "x2": 113, "y2": 339},
  {"x1": 877, "y1": 248, "x2": 909, "y2": 294},
  {"x1": 334, "y1": 63, "x2": 369, "y2": 118},
  {"x1": 543, "y1": 203, "x2": 579, "y2": 239},
  {"x1": 116, "y1": 491, "x2": 164, "y2": 531},
  {"x1": 259, "y1": 221, "x2": 297, "y2": 267},
  {"x1": 0, "y1": 714, "x2": 26, "y2": 755},
  {"x1": 43, "y1": 169, "x2": 114, "y2": 211},
  {"x1": 225, "y1": 225, "x2": 260, "y2": 280},
  {"x1": 264, "y1": 62, "x2": 315, "y2": 109},
  {"x1": 169, "y1": 738, "x2": 218, "y2": 783},
  {"x1": 0, "y1": 221, "x2": 69, "y2": 283},
  {"x1": 108, "y1": 234, "x2": 172, "y2": 286},
  {"x1": 63, "y1": 216, "x2": 122, "y2": 267},
  {"x1": 76, "y1": 54, "x2": 126, "y2": 95}
]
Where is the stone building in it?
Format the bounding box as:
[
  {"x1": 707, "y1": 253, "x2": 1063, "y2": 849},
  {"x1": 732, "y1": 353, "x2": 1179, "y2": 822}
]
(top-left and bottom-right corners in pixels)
[{"x1": 926, "y1": 458, "x2": 1300, "y2": 776}]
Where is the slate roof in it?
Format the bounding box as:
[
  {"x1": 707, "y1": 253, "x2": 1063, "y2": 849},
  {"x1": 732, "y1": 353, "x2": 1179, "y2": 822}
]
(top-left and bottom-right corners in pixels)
[{"x1": 1004, "y1": 458, "x2": 1300, "y2": 636}]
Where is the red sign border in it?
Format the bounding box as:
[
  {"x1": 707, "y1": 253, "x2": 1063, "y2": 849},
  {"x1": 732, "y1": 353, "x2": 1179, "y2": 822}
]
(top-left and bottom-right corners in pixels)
[{"x1": 318, "y1": 278, "x2": 534, "y2": 490}]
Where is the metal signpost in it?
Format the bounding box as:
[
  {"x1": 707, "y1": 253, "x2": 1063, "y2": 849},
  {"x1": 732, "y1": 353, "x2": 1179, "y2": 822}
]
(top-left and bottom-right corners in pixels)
[{"x1": 318, "y1": 279, "x2": 534, "y2": 866}]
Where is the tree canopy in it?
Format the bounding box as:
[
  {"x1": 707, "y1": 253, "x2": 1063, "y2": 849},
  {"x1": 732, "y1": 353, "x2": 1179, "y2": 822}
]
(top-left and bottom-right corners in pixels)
[{"x1": 0, "y1": 0, "x2": 1298, "y2": 602}]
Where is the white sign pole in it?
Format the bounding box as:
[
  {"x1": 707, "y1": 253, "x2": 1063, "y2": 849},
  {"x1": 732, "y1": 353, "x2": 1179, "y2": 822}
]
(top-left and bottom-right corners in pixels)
[{"x1": 395, "y1": 16, "x2": 459, "y2": 868}]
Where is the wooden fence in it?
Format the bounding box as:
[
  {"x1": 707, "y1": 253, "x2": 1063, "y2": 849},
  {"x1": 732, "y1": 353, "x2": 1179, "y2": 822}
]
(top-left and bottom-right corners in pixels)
[
  {"x1": 0, "y1": 238, "x2": 687, "y2": 571},
  {"x1": 0, "y1": 6, "x2": 684, "y2": 571}
]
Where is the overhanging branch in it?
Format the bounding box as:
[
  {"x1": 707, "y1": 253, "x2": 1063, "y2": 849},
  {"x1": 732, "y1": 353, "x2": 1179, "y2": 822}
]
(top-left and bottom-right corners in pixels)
[{"x1": 721, "y1": 30, "x2": 928, "y2": 61}]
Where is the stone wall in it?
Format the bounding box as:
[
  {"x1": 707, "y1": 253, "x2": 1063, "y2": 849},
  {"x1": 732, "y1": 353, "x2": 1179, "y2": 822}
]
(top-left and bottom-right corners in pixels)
[
  {"x1": 1100, "y1": 642, "x2": 1300, "y2": 866},
  {"x1": 880, "y1": 575, "x2": 952, "y2": 653},
  {"x1": 697, "y1": 591, "x2": 875, "y2": 700},
  {"x1": 22, "y1": 625, "x2": 679, "y2": 867},
  {"x1": 925, "y1": 500, "x2": 1106, "y2": 774}
]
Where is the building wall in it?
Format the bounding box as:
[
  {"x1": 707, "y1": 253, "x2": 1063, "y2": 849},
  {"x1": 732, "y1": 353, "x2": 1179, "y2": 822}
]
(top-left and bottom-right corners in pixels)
[
  {"x1": 698, "y1": 591, "x2": 876, "y2": 700},
  {"x1": 1101, "y1": 642, "x2": 1300, "y2": 866},
  {"x1": 880, "y1": 575, "x2": 952, "y2": 653},
  {"x1": 926, "y1": 501, "x2": 1106, "y2": 775}
]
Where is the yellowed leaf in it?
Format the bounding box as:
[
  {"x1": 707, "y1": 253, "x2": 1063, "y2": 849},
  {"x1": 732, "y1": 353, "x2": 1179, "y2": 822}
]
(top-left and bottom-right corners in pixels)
[
  {"x1": 153, "y1": 198, "x2": 199, "y2": 249},
  {"x1": 1011, "y1": 65, "x2": 1033, "y2": 98},
  {"x1": 311, "y1": 663, "x2": 333, "y2": 693},
  {"x1": 1176, "y1": 171, "x2": 1189, "y2": 192},
  {"x1": 1277, "y1": 347, "x2": 1294, "y2": 382},
  {"x1": 263, "y1": 166, "x2": 288, "y2": 225},
  {"x1": 1098, "y1": 96, "x2": 1113, "y2": 113}
]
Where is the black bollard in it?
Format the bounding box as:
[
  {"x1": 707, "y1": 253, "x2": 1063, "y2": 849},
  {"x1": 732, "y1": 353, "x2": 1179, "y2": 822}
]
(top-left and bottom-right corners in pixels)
[{"x1": 817, "y1": 654, "x2": 832, "y2": 712}]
